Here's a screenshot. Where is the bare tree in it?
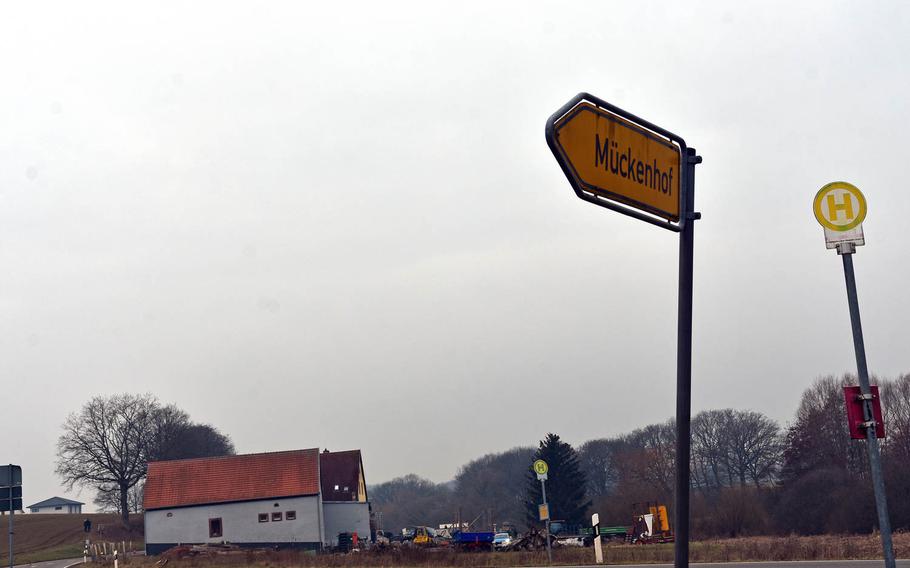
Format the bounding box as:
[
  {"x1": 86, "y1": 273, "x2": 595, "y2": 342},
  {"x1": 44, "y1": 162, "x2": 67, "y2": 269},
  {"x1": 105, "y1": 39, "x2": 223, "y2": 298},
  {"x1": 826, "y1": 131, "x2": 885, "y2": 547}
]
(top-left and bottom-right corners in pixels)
[
  {"x1": 780, "y1": 374, "x2": 867, "y2": 481},
  {"x1": 56, "y1": 393, "x2": 157, "y2": 524},
  {"x1": 369, "y1": 474, "x2": 454, "y2": 533},
  {"x1": 775, "y1": 375, "x2": 878, "y2": 534},
  {"x1": 146, "y1": 403, "x2": 192, "y2": 462},
  {"x1": 882, "y1": 374, "x2": 910, "y2": 460},
  {"x1": 578, "y1": 438, "x2": 623, "y2": 499},
  {"x1": 619, "y1": 420, "x2": 676, "y2": 499},
  {"x1": 724, "y1": 410, "x2": 783, "y2": 488},
  {"x1": 146, "y1": 406, "x2": 235, "y2": 462},
  {"x1": 170, "y1": 423, "x2": 235, "y2": 459},
  {"x1": 692, "y1": 409, "x2": 783, "y2": 490},
  {"x1": 453, "y1": 446, "x2": 534, "y2": 530},
  {"x1": 881, "y1": 374, "x2": 910, "y2": 530},
  {"x1": 57, "y1": 393, "x2": 235, "y2": 524},
  {"x1": 94, "y1": 483, "x2": 144, "y2": 515},
  {"x1": 692, "y1": 410, "x2": 729, "y2": 490}
]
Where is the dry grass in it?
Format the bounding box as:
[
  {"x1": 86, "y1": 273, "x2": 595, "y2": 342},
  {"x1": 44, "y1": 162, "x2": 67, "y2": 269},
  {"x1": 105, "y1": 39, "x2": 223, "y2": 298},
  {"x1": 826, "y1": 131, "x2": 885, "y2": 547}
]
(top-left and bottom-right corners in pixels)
[
  {"x1": 686, "y1": 532, "x2": 910, "y2": 563},
  {"x1": 0, "y1": 513, "x2": 143, "y2": 564},
  {"x1": 116, "y1": 532, "x2": 910, "y2": 568}
]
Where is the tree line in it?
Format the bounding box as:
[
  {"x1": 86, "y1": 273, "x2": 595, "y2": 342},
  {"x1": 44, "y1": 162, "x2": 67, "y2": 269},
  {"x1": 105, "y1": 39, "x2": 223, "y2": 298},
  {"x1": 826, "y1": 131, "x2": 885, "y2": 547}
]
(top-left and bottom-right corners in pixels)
[
  {"x1": 370, "y1": 373, "x2": 910, "y2": 538},
  {"x1": 55, "y1": 374, "x2": 910, "y2": 535}
]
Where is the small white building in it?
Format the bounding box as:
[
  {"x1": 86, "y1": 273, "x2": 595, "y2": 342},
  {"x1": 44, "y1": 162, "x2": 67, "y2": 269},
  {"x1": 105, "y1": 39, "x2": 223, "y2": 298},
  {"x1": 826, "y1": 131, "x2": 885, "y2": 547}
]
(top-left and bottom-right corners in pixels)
[
  {"x1": 28, "y1": 496, "x2": 84, "y2": 514},
  {"x1": 144, "y1": 448, "x2": 371, "y2": 554}
]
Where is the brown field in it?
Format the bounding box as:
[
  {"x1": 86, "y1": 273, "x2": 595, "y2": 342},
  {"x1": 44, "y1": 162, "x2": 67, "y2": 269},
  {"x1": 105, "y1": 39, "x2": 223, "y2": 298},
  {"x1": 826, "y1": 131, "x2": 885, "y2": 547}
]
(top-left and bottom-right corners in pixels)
[
  {"x1": 0, "y1": 513, "x2": 143, "y2": 565},
  {"x1": 3, "y1": 518, "x2": 908, "y2": 567},
  {"x1": 114, "y1": 533, "x2": 909, "y2": 568}
]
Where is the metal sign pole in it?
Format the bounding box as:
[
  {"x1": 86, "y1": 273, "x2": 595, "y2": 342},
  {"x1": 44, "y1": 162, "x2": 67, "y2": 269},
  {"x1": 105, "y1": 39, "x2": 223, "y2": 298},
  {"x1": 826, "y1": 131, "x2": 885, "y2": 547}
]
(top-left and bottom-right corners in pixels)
[
  {"x1": 544, "y1": 94, "x2": 699, "y2": 568},
  {"x1": 839, "y1": 245, "x2": 896, "y2": 568},
  {"x1": 7, "y1": 464, "x2": 12, "y2": 568},
  {"x1": 540, "y1": 478, "x2": 552, "y2": 565},
  {"x1": 674, "y1": 148, "x2": 700, "y2": 568}
]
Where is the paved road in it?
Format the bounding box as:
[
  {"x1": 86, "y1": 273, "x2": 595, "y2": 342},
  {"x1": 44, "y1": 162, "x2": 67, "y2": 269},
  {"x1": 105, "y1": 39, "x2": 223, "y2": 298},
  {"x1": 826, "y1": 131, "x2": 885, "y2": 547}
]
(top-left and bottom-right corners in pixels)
[
  {"x1": 11, "y1": 559, "x2": 909, "y2": 568},
  {"x1": 13, "y1": 558, "x2": 82, "y2": 568},
  {"x1": 557, "y1": 562, "x2": 910, "y2": 568}
]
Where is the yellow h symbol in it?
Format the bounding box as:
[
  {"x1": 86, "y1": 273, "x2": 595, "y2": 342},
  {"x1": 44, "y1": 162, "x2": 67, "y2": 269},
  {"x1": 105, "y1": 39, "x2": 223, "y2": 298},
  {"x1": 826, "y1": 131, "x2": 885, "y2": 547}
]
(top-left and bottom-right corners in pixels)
[{"x1": 827, "y1": 193, "x2": 855, "y2": 222}]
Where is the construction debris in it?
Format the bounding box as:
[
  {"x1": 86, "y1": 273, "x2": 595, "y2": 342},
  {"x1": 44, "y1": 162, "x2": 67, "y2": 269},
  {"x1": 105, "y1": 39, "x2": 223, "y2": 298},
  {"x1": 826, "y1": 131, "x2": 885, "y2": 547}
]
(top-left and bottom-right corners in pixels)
[
  {"x1": 504, "y1": 528, "x2": 558, "y2": 551},
  {"x1": 155, "y1": 543, "x2": 243, "y2": 563}
]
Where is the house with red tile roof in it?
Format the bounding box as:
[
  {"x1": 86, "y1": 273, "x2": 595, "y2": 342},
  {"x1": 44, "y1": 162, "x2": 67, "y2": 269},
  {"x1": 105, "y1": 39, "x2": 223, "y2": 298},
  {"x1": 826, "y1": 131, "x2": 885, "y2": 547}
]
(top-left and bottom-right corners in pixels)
[{"x1": 143, "y1": 448, "x2": 370, "y2": 554}]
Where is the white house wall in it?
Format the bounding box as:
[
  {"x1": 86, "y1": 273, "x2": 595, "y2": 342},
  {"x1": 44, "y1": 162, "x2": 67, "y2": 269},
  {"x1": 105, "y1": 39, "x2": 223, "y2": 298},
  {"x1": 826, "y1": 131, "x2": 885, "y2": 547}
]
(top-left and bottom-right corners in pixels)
[
  {"x1": 323, "y1": 502, "x2": 370, "y2": 547},
  {"x1": 145, "y1": 495, "x2": 321, "y2": 553},
  {"x1": 30, "y1": 505, "x2": 81, "y2": 514}
]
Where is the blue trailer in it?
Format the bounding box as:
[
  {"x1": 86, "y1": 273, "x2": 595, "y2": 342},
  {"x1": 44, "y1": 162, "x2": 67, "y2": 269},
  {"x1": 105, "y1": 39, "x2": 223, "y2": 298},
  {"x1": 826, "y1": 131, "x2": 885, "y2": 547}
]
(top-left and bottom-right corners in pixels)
[{"x1": 453, "y1": 531, "x2": 495, "y2": 551}]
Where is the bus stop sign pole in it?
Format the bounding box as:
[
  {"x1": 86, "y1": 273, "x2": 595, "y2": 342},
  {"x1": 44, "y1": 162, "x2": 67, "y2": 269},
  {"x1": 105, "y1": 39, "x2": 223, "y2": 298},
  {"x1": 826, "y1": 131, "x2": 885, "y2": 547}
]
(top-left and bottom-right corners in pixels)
[
  {"x1": 840, "y1": 247, "x2": 895, "y2": 568},
  {"x1": 813, "y1": 182, "x2": 894, "y2": 568}
]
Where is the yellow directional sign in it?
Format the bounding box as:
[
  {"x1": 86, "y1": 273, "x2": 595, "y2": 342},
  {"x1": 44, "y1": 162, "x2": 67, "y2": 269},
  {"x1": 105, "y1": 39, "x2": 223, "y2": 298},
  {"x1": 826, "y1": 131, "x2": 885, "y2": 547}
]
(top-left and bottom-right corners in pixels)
[
  {"x1": 814, "y1": 181, "x2": 867, "y2": 231},
  {"x1": 533, "y1": 459, "x2": 549, "y2": 475},
  {"x1": 549, "y1": 102, "x2": 682, "y2": 222}
]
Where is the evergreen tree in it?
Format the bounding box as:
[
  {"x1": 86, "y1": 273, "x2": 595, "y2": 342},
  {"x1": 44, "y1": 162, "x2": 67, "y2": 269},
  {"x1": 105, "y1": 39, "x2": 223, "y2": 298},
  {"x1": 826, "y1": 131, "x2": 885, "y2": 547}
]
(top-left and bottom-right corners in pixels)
[{"x1": 525, "y1": 433, "x2": 591, "y2": 527}]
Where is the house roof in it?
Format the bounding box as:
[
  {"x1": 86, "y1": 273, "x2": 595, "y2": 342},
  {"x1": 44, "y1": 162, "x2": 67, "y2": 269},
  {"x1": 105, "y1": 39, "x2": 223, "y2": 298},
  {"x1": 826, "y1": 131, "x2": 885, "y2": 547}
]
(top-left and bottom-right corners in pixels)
[
  {"x1": 320, "y1": 449, "x2": 366, "y2": 502},
  {"x1": 28, "y1": 496, "x2": 84, "y2": 508},
  {"x1": 144, "y1": 448, "x2": 321, "y2": 510}
]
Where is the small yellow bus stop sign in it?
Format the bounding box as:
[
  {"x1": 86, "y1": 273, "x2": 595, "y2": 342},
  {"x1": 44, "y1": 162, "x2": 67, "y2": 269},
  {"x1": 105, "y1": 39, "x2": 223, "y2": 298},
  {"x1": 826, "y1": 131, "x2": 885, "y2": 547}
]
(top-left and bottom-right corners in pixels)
[
  {"x1": 533, "y1": 459, "x2": 549, "y2": 476},
  {"x1": 814, "y1": 181, "x2": 867, "y2": 231},
  {"x1": 813, "y1": 181, "x2": 867, "y2": 250}
]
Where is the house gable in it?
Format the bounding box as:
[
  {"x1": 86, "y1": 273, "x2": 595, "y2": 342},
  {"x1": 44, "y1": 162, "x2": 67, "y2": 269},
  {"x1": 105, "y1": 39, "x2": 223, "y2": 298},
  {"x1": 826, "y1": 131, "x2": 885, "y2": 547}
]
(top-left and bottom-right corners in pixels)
[{"x1": 319, "y1": 450, "x2": 367, "y2": 502}]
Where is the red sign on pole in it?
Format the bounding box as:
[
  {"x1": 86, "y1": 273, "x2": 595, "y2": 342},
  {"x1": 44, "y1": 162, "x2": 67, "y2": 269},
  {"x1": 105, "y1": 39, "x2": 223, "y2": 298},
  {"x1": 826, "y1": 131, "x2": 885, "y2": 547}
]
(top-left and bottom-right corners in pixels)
[{"x1": 843, "y1": 385, "x2": 885, "y2": 439}]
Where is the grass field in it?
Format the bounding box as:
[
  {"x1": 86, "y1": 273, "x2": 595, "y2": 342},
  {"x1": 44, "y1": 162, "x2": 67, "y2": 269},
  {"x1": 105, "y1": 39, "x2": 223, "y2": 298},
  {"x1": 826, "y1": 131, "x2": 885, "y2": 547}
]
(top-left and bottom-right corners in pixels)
[{"x1": 0, "y1": 513, "x2": 143, "y2": 565}]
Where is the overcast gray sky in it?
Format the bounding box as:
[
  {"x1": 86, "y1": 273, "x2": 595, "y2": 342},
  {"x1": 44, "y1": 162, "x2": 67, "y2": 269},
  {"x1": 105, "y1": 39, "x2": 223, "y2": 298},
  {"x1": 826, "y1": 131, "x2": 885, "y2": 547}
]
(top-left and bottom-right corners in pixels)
[{"x1": 2, "y1": 1, "x2": 909, "y2": 509}]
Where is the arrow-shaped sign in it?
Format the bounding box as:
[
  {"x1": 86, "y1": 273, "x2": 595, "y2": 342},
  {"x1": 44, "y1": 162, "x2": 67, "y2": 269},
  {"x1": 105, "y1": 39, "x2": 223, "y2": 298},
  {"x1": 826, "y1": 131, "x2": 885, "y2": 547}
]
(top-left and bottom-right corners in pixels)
[{"x1": 546, "y1": 93, "x2": 688, "y2": 230}]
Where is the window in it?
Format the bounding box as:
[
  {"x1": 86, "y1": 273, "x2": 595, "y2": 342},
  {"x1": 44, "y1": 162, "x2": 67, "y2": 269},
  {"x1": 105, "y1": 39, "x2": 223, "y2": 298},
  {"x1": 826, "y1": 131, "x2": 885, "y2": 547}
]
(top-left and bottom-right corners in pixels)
[
  {"x1": 55, "y1": 506, "x2": 63, "y2": 510},
  {"x1": 334, "y1": 485, "x2": 339, "y2": 490},
  {"x1": 272, "y1": 512, "x2": 282, "y2": 521},
  {"x1": 209, "y1": 518, "x2": 223, "y2": 538},
  {"x1": 258, "y1": 513, "x2": 269, "y2": 523},
  {"x1": 285, "y1": 511, "x2": 296, "y2": 520}
]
